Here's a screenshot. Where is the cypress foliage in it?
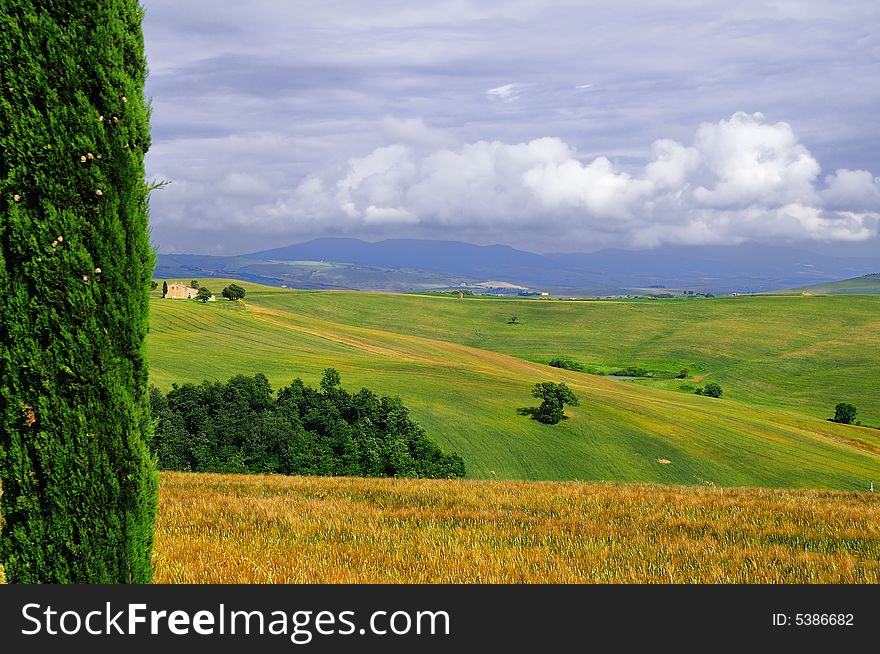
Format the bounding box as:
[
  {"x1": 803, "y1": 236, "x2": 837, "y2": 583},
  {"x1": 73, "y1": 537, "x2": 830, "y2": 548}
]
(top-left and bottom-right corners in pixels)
[{"x1": 0, "y1": 1, "x2": 157, "y2": 582}]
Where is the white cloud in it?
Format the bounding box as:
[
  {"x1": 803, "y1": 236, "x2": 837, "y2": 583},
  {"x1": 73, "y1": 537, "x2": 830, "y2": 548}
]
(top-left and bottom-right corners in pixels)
[
  {"x1": 363, "y1": 205, "x2": 419, "y2": 224},
  {"x1": 691, "y1": 112, "x2": 820, "y2": 208},
  {"x1": 644, "y1": 139, "x2": 700, "y2": 190},
  {"x1": 271, "y1": 112, "x2": 877, "y2": 250},
  {"x1": 379, "y1": 116, "x2": 456, "y2": 150},
  {"x1": 523, "y1": 156, "x2": 653, "y2": 219},
  {"x1": 820, "y1": 168, "x2": 880, "y2": 211},
  {"x1": 486, "y1": 83, "x2": 527, "y2": 103},
  {"x1": 142, "y1": 1, "x2": 880, "y2": 254}
]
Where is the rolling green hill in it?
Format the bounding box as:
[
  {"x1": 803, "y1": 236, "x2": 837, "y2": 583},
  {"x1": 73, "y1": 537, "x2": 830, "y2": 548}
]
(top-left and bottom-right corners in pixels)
[
  {"x1": 767, "y1": 273, "x2": 880, "y2": 295},
  {"x1": 147, "y1": 280, "x2": 880, "y2": 490}
]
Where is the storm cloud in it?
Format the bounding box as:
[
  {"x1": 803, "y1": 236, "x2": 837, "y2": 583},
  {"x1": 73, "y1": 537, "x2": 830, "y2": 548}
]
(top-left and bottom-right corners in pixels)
[{"x1": 142, "y1": 0, "x2": 880, "y2": 254}]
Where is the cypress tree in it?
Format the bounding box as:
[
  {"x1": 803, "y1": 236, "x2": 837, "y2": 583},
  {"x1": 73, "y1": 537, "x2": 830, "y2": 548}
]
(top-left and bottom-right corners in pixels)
[{"x1": 0, "y1": 1, "x2": 157, "y2": 582}]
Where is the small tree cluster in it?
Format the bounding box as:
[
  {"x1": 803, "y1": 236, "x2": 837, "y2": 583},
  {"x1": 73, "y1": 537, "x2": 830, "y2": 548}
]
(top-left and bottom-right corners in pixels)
[
  {"x1": 150, "y1": 370, "x2": 465, "y2": 478},
  {"x1": 222, "y1": 283, "x2": 246, "y2": 301},
  {"x1": 695, "y1": 382, "x2": 723, "y2": 398},
  {"x1": 831, "y1": 402, "x2": 858, "y2": 425},
  {"x1": 531, "y1": 382, "x2": 580, "y2": 424},
  {"x1": 196, "y1": 287, "x2": 212, "y2": 303}
]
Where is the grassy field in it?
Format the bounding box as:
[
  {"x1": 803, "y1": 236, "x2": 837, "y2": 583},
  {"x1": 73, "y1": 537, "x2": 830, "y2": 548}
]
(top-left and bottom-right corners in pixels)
[
  {"x1": 245, "y1": 286, "x2": 880, "y2": 422},
  {"x1": 766, "y1": 274, "x2": 880, "y2": 296},
  {"x1": 152, "y1": 471, "x2": 880, "y2": 583},
  {"x1": 147, "y1": 280, "x2": 880, "y2": 489}
]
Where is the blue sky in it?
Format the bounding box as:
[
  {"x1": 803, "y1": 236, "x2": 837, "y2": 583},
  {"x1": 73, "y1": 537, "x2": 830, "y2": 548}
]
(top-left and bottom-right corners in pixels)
[{"x1": 142, "y1": 0, "x2": 880, "y2": 255}]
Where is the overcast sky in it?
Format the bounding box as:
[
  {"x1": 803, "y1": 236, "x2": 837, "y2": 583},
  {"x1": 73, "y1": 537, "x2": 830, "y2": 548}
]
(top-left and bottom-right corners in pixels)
[{"x1": 142, "y1": 0, "x2": 880, "y2": 255}]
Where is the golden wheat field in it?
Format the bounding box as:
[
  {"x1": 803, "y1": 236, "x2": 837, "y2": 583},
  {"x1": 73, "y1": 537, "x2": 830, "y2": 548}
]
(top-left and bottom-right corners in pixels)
[{"x1": 151, "y1": 472, "x2": 880, "y2": 584}]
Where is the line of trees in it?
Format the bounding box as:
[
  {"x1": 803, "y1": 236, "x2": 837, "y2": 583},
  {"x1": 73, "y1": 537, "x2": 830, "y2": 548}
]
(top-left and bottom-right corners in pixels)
[{"x1": 149, "y1": 369, "x2": 466, "y2": 479}]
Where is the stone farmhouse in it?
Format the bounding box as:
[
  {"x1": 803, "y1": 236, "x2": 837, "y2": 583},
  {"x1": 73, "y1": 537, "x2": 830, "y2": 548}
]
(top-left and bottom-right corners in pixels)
[{"x1": 165, "y1": 282, "x2": 216, "y2": 301}]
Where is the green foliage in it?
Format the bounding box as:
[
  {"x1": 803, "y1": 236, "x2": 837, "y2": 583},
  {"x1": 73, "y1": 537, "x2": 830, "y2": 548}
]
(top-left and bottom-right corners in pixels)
[
  {"x1": 549, "y1": 357, "x2": 686, "y2": 380},
  {"x1": 149, "y1": 370, "x2": 466, "y2": 479},
  {"x1": 196, "y1": 287, "x2": 212, "y2": 303},
  {"x1": 696, "y1": 382, "x2": 723, "y2": 398},
  {"x1": 151, "y1": 280, "x2": 158, "y2": 291},
  {"x1": 0, "y1": 1, "x2": 157, "y2": 582},
  {"x1": 530, "y1": 382, "x2": 580, "y2": 424},
  {"x1": 832, "y1": 403, "x2": 858, "y2": 425},
  {"x1": 190, "y1": 279, "x2": 199, "y2": 289},
  {"x1": 221, "y1": 283, "x2": 246, "y2": 301},
  {"x1": 162, "y1": 280, "x2": 168, "y2": 297},
  {"x1": 548, "y1": 357, "x2": 588, "y2": 372},
  {"x1": 609, "y1": 365, "x2": 652, "y2": 377},
  {"x1": 507, "y1": 316, "x2": 519, "y2": 324}
]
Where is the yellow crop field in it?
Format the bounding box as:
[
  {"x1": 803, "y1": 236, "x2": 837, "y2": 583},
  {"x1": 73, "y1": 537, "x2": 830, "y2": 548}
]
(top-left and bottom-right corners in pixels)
[{"x1": 152, "y1": 472, "x2": 880, "y2": 584}]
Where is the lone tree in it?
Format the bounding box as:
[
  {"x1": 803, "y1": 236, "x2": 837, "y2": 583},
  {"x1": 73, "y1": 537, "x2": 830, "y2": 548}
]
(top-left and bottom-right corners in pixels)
[
  {"x1": 196, "y1": 287, "x2": 213, "y2": 303},
  {"x1": 832, "y1": 402, "x2": 858, "y2": 425},
  {"x1": 221, "y1": 283, "x2": 246, "y2": 301},
  {"x1": 531, "y1": 382, "x2": 580, "y2": 424},
  {"x1": 695, "y1": 382, "x2": 723, "y2": 398},
  {"x1": 162, "y1": 280, "x2": 168, "y2": 298},
  {"x1": 0, "y1": 2, "x2": 157, "y2": 582}
]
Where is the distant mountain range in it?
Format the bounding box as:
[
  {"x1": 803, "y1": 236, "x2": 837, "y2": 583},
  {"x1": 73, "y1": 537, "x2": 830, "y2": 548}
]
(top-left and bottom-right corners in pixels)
[{"x1": 154, "y1": 238, "x2": 880, "y2": 295}]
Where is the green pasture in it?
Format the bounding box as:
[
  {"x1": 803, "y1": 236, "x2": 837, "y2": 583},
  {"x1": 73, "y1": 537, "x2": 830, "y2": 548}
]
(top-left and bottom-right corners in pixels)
[
  {"x1": 147, "y1": 280, "x2": 880, "y2": 489},
  {"x1": 765, "y1": 274, "x2": 880, "y2": 296},
  {"x1": 247, "y1": 289, "x2": 880, "y2": 423}
]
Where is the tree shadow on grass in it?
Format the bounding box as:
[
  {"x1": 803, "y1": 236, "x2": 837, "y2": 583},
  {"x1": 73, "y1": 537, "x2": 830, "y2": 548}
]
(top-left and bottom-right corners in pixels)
[{"x1": 516, "y1": 407, "x2": 569, "y2": 423}]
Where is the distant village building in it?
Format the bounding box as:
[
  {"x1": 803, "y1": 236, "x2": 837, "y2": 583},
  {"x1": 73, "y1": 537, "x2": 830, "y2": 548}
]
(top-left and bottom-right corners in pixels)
[{"x1": 165, "y1": 282, "x2": 215, "y2": 301}]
